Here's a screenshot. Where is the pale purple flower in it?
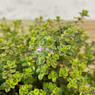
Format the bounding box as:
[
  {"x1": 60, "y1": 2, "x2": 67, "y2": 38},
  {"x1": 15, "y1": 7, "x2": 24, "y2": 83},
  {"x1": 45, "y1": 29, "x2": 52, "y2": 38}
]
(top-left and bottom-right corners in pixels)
[
  {"x1": 37, "y1": 46, "x2": 43, "y2": 52},
  {"x1": 50, "y1": 50, "x2": 54, "y2": 54},
  {"x1": 45, "y1": 48, "x2": 49, "y2": 51},
  {"x1": 45, "y1": 47, "x2": 54, "y2": 54}
]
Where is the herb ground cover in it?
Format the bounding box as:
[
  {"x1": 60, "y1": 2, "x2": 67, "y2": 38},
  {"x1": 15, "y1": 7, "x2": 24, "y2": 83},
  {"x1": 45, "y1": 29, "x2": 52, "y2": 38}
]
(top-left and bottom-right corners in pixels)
[{"x1": 0, "y1": 10, "x2": 95, "y2": 95}]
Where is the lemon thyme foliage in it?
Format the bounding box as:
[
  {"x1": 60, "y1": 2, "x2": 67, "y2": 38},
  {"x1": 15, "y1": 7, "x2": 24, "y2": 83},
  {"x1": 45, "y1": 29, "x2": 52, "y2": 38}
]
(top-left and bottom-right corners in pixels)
[{"x1": 0, "y1": 10, "x2": 95, "y2": 95}]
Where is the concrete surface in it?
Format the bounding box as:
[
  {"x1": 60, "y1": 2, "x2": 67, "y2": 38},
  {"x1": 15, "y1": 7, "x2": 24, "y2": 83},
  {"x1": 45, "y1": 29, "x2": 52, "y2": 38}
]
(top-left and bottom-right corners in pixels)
[{"x1": 0, "y1": 0, "x2": 95, "y2": 20}]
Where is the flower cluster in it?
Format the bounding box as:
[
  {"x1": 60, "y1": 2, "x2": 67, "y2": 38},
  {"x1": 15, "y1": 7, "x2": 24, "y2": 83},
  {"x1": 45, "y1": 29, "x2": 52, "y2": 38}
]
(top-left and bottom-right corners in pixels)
[{"x1": 37, "y1": 46, "x2": 54, "y2": 54}]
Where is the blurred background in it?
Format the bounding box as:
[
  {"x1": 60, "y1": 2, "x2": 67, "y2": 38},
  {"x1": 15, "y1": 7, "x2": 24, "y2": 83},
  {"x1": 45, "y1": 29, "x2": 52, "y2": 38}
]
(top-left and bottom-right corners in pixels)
[
  {"x1": 0, "y1": 0, "x2": 95, "y2": 41},
  {"x1": 0, "y1": 0, "x2": 95, "y2": 20}
]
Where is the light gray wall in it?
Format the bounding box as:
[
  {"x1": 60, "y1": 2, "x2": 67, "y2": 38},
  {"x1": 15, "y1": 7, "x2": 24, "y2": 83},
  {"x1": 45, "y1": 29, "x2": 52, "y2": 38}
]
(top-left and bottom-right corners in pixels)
[{"x1": 0, "y1": 0, "x2": 95, "y2": 20}]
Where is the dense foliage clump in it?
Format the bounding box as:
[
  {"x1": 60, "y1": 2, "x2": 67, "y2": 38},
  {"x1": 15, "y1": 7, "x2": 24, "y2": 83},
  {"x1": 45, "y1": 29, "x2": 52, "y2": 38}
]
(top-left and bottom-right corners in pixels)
[{"x1": 0, "y1": 10, "x2": 95, "y2": 95}]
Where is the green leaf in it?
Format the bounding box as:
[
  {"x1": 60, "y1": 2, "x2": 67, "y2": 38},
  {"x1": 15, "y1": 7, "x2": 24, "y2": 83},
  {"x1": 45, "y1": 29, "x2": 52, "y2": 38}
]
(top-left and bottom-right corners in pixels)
[
  {"x1": 48, "y1": 71, "x2": 58, "y2": 82},
  {"x1": 38, "y1": 74, "x2": 44, "y2": 80},
  {"x1": 59, "y1": 67, "x2": 68, "y2": 78}
]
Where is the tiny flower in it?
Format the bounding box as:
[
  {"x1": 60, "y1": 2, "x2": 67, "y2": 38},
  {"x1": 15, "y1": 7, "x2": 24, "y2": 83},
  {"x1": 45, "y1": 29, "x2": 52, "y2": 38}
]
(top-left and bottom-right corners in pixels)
[
  {"x1": 46, "y1": 48, "x2": 49, "y2": 51},
  {"x1": 50, "y1": 50, "x2": 54, "y2": 54},
  {"x1": 37, "y1": 46, "x2": 43, "y2": 52}
]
